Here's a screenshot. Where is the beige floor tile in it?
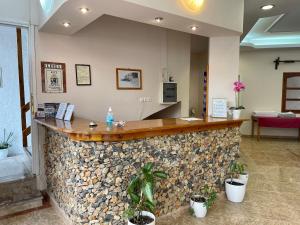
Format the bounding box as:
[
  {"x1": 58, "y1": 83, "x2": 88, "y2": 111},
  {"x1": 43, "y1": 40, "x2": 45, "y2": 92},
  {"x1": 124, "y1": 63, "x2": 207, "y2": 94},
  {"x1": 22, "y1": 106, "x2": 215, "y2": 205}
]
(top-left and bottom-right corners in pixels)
[{"x1": 0, "y1": 137, "x2": 299, "y2": 225}]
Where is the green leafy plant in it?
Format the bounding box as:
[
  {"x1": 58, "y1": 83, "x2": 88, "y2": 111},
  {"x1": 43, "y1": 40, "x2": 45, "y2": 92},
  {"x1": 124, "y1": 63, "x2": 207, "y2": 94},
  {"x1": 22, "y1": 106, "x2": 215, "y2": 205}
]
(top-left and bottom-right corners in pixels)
[
  {"x1": 229, "y1": 161, "x2": 247, "y2": 182},
  {"x1": 124, "y1": 162, "x2": 168, "y2": 224},
  {"x1": 0, "y1": 129, "x2": 14, "y2": 150},
  {"x1": 190, "y1": 185, "x2": 217, "y2": 212}
]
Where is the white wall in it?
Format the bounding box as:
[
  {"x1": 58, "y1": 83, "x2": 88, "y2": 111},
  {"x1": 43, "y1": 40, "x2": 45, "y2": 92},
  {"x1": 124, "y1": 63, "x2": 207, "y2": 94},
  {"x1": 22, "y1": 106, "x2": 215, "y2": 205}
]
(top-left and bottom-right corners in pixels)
[
  {"x1": 0, "y1": 0, "x2": 39, "y2": 25},
  {"x1": 189, "y1": 53, "x2": 208, "y2": 117},
  {"x1": 37, "y1": 16, "x2": 191, "y2": 121},
  {"x1": 208, "y1": 36, "x2": 240, "y2": 116},
  {"x1": 240, "y1": 48, "x2": 300, "y2": 137}
]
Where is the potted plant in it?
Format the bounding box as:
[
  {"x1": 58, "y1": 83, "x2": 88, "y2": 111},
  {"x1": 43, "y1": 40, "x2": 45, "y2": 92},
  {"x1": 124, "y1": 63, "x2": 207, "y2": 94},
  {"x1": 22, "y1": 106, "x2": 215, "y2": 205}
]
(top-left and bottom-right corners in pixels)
[
  {"x1": 0, "y1": 129, "x2": 13, "y2": 160},
  {"x1": 225, "y1": 161, "x2": 246, "y2": 203},
  {"x1": 190, "y1": 185, "x2": 217, "y2": 218},
  {"x1": 230, "y1": 77, "x2": 246, "y2": 119},
  {"x1": 236, "y1": 162, "x2": 249, "y2": 185},
  {"x1": 124, "y1": 162, "x2": 168, "y2": 225}
]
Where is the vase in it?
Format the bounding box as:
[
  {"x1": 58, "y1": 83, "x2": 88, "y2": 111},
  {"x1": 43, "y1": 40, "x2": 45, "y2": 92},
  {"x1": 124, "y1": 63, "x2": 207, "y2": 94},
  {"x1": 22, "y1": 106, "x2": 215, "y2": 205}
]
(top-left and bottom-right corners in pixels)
[
  {"x1": 0, "y1": 148, "x2": 9, "y2": 160},
  {"x1": 128, "y1": 211, "x2": 155, "y2": 225},
  {"x1": 225, "y1": 178, "x2": 246, "y2": 203},
  {"x1": 190, "y1": 195, "x2": 207, "y2": 218},
  {"x1": 232, "y1": 109, "x2": 241, "y2": 119}
]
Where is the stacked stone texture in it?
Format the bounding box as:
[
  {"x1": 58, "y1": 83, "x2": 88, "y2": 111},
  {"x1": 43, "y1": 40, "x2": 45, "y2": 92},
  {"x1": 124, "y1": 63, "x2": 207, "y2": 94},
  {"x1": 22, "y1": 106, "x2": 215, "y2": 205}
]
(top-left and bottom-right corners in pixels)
[{"x1": 45, "y1": 127, "x2": 241, "y2": 225}]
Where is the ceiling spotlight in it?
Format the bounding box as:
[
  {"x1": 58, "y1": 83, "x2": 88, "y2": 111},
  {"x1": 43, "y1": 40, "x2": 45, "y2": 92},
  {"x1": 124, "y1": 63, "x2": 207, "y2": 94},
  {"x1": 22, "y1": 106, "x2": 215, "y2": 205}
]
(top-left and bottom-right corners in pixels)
[
  {"x1": 155, "y1": 17, "x2": 163, "y2": 23},
  {"x1": 80, "y1": 7, "x2": 89, "y2": 14},
  {"x1": 190, "y1": 25, "x2": 198, "y2": 31},
  {"x1": 63, "y1": 22, "x2": 71, "y2": 28},
  {"x1": 261, "y1": 4, "x2": 275, "y2": 10}
]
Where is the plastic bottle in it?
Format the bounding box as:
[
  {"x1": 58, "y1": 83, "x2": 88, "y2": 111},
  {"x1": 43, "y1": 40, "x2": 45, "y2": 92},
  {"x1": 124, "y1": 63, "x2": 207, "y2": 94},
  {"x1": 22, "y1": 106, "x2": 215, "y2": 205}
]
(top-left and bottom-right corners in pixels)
[{"x1": 106, "y1": 107, "x2": 114, "y2": 123}]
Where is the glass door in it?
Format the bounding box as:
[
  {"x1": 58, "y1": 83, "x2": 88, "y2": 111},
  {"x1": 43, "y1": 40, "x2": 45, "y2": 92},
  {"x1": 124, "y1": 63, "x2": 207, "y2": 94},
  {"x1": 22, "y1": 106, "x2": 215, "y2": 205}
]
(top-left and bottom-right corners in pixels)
[{"x1": 0, "y1": 24, "x2": 31, "y2": 182}]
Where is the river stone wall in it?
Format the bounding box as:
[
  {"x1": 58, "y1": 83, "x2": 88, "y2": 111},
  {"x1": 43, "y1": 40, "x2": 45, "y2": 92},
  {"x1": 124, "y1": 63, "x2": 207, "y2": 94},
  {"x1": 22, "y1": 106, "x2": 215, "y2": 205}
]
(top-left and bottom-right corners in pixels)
[{"x1": 45, "y1": 127, "x2": 241, "y2": 225}]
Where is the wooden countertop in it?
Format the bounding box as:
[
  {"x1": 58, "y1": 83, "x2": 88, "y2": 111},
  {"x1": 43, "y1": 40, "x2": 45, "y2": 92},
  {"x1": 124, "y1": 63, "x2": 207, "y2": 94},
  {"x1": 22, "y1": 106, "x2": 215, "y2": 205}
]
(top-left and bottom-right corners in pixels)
[{"x1": 35, "y1": 117, "x2": 245, "y2": 142}]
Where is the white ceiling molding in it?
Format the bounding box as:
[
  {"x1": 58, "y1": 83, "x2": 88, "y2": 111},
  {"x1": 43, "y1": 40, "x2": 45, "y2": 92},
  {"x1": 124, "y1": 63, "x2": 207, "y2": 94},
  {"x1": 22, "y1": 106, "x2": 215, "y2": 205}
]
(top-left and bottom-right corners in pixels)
[{"x1": 241, "y1": 14, "x2": 300, "y2": 49}]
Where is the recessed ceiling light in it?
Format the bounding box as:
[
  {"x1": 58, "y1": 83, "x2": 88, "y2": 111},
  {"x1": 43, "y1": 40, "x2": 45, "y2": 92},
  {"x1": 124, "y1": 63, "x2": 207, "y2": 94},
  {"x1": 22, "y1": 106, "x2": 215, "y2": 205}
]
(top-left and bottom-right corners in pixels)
[
  {"x1": 261, "y1": 4, "x2": 275, "y2": 10},
  {"x1": 190, "y1": 25, "x2": 198, "y2": 31},
  {"x1": 80, "y1": 7, "x2": 89, "y2": 14},
  {"x1": 63, "y1": 22, "x2": 71, "y2": 28},
  {"x1": 155, "y1": 17, "x2": 163, "y2": 23}
]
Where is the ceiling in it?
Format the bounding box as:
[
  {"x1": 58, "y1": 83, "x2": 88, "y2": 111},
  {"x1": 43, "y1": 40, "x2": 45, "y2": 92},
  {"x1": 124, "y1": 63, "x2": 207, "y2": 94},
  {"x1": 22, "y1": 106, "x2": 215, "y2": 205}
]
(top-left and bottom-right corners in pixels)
[
  {"x1": 39, "y1": 0, "x2": 242, "y2": 37},
  {"x1": 242, "y1": 0, "x2": 300, "y2": 48},
  {"x1": 243, "y1": 0, "x2": 300, "y2": 36}
]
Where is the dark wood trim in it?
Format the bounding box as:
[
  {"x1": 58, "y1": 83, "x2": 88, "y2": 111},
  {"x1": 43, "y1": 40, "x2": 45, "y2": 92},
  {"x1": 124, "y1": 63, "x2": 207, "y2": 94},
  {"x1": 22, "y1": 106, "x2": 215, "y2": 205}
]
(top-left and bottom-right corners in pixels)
[
  {"x1": 21, "y1": 102, "x2": 30, "y2": 111},
  {"x1": 116, "y1": 68, "x2": 142, "y2": 90},
  {"x1": 75, "y1": 64, "x2": 91, "y2": 86},
  {"x1": 282, "y1": 72, "x2": 300, "y2": 113},
  {"x1": 17, "y1": 27, "x2": 30, "y2": 147},
  {"x1": 41, "y1": 61, "x2": 67, "y2": 93},
  {"x1": 23, "y1": 126, "x2": 31, "y2": 137},
  {"x1": 286, "y1": 98, "x2": 300, "y2": 101},
  {"x1": 286, "y1": 87, "x2": 300, "y2": 90}
]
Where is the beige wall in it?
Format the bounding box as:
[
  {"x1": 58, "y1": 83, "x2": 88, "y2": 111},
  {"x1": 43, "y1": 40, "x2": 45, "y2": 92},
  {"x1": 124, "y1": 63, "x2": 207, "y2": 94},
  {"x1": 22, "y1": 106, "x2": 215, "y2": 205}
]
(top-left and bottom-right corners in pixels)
[
  {"x1": 240, "y1": 48, "x2": 300, "y2": 137},
  {"x1": 37, "y1": 16, "x2": 191, "y2": 121},
  {"x1": 167, "y1": 30, "x2": 191, "y2": 117},
  {"x1": 208, "y1": 36, "x2": 240, "y2": 116},
  {"x1": 189, "y1": 53, "x2": 208, "y2": 117}
]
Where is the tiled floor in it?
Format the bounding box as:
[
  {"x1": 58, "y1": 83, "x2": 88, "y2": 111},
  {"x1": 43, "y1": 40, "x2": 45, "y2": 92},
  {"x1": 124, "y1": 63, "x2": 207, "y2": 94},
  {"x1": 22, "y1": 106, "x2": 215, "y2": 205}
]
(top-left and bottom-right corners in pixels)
[{"x1": 0, "y1": 137, "x2": 299, "y2": 225}]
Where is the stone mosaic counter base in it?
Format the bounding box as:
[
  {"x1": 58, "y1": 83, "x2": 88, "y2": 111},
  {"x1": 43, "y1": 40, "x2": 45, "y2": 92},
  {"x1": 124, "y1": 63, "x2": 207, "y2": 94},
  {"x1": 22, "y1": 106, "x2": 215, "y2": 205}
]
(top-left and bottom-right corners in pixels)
[{"x1": 45, "y1": 127, "x2": 241, "y2": 225}]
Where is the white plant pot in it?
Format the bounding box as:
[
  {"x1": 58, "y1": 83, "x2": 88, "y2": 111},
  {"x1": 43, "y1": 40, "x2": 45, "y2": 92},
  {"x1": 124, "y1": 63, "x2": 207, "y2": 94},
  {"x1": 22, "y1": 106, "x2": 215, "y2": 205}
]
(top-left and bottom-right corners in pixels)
[
  {"x1": 225, "y1": 178, "x2": 246, "y2": 203},
  {"x1": 0, "y1": 148, "x2": 8, "y2": 160},
  {"x1": 128, "y1": 211, "x2": 155, "y2": 225},
  {"x1": 232, "y1": 110, "x2": 241, "y2": 119},
  {"x1": 190, "y1": 196, "x2": 207, "y2": 218},
  {"x1": 239, "y1": 172, "x2": 249, "y2": 185}
]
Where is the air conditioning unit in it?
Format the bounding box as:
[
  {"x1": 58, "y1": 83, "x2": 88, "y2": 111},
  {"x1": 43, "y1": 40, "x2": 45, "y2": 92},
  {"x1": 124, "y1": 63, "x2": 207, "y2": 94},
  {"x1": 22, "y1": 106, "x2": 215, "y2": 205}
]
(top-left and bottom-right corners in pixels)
[{"x1": 160, "y1": 82, "x2": 177, "y2": 104}]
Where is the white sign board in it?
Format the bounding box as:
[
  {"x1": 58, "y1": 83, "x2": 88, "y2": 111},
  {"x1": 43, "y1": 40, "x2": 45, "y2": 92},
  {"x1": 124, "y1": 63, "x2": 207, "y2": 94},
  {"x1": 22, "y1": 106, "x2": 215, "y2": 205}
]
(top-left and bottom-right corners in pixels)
[{"x1": 212, "y1": 98, "x2": 227, "y2": 118}]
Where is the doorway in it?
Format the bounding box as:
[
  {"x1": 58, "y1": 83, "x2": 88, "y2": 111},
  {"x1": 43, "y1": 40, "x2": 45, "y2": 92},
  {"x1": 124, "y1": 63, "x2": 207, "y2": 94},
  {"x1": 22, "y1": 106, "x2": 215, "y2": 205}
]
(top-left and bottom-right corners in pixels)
[
  {"x1": 0, "y1": 24, "x2": 32, "y2": 182},
  {"x1": 189, "y1": 34, "x2": 209, "y2": 118}
]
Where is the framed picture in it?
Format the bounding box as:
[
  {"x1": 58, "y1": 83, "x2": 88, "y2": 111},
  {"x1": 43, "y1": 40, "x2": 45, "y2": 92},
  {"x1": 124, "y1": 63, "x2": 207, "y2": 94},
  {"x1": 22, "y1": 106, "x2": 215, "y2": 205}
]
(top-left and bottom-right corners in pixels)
[
  {"x1": 212, "y1": 98, "x2": 228, "y2": 118},
  {"x1": 116, "y1": 68, "x2": 142, "y2": 90},
  {"x1": 75, "y1": 64, "x2": 91, "y2": 86},
  {"x1": 41, "y1": 61, "x2": 66, "y2": 93}
]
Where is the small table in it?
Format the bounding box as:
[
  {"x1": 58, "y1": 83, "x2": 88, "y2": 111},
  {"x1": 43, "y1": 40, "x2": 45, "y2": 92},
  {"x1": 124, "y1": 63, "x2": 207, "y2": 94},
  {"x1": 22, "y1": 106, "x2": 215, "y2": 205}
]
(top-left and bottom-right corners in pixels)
[{"x1": 252, "y1": 115, "x2": 300, "y2": 141}]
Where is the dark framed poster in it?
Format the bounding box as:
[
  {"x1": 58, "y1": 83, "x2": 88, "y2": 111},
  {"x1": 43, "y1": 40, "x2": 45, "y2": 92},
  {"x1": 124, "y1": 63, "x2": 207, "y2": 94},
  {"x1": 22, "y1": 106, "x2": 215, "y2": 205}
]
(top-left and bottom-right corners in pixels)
[
  {"x1": 41, "y1": 61, "x2": 66, "y2": 93},
  {"x1": 75, "y1": 64, "x2": 91, "y2": 86},
  {"x1": 116, "y1": 68, "x2": 142, "y2": 90}
]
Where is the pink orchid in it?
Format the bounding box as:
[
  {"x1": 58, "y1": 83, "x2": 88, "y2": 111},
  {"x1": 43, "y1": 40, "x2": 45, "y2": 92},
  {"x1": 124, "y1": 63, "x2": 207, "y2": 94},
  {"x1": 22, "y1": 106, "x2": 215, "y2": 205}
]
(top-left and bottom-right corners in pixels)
[{"x1": 233, "y1": 81, "x2": 246, "y2": 92}]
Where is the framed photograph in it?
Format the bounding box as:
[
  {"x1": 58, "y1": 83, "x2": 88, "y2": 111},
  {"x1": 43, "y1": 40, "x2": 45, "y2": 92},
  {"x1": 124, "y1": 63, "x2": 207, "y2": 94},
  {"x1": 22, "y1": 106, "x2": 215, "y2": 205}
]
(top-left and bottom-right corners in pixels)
[
  {"x1": 116, "y1": 68, "x2": 142, "y2": 90},
  {"x1": 75, "y1": 64, "x2": 91, "y2": 86},
  {"x1": 41, "y1": 61, "x2": 66, "y2": 93},
  {"x1": 212, "y1": 98, "x2": 228, "y2": 118}
]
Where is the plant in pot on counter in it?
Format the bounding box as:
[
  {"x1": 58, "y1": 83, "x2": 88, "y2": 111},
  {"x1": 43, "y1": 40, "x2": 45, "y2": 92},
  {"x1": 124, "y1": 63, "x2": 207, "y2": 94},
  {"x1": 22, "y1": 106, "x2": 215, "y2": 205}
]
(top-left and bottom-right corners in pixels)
[
  {"x1": 124, "y1": 162, "x2": 168, "y2": 225},
  {"x1": 0, "y1": 129, "x2": 14, "y2": 160},
  {"x1": 225, "y1": 161, "x2": 247, "y2": 203},
  {"x1": 190, "y1": 185, "x2": 217, "y2": 218},
  {"x1": 230, "y1": 76, "x2": 246, "y2": 120}
]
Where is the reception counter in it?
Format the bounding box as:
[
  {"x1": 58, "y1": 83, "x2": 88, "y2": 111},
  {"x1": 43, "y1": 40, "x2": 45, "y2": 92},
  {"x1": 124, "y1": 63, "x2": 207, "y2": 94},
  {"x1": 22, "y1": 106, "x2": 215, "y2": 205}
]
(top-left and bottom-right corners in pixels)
[{"x1": 36, "y1": 117, "x2": 244, "y2": 225}]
